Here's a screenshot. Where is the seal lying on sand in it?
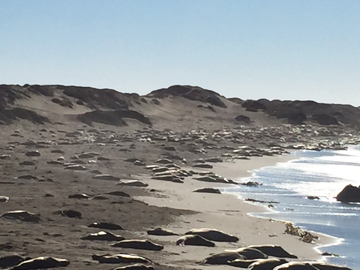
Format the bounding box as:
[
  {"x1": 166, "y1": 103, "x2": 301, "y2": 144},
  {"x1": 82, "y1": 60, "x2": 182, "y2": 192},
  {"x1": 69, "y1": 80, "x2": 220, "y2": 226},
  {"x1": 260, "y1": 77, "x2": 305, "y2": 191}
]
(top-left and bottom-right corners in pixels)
[
  {"x1": 248, "y1": 258, "x2": 289, "y2": 270},
  {"x1": 0, "y1": 254, "x2": 27, "y2": 268},
  {"x1": 146, "y1": 227, "x2": 178, "y2": 236},
  {"x1": 81, "y1": 231, "x2": 124, "y2": 241},
  {"x1": 113, "y1": 264, "x2": 154, "y2": 270},
  {"x1": 185, "y1": 228, "x2": 239, "y2": 242},
  {"x1": 176, "y1": 235, "x2": 215, "y2": 247},
  {"x1": 111, "y1": 240, "x2": 163, "y2": 251},
  {"x1": 88, "y1": 222, "x2": 124, "y2": 230},
  {"x1": 92, "y1": 254, "x2": 151, "y2": 264},
  {"x1": 202, "y1": 251, "x2": 245, "y2": 265},
  {"x1": 225, "y1": 247, "x2": 268, "y2": 259},
  {"x1": 1, "y1": 210, "x2": 40, "y2": 223},
  {"x1": 248, "y1": 245, "x2": 298, "y2": 258},
  {"x1": 272, "y1": 261, "x2": 318, "y2": 270},
  {"x1": 11, "y1": 257, "x2": 69, "y2": 270}
]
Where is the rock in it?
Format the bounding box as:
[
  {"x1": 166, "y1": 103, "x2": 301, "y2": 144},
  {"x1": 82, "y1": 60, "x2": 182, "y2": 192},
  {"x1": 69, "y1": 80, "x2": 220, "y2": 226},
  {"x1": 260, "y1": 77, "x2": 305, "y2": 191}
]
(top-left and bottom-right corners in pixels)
[
  {"x1": 92, "y1": 254, "x2": 151, "y2": 264},
  {"x1": 25, "y1": 151, "x2": 41, "y2": 157},
  {"x1": 19, "y1": 161, "x2": 35, "y2": 166},
  {"x1": 1, "y1": 210, "x2": 40, "y2": 223},
  {"x1": 11, "y1": 257, "x2": 69, "y2": 270},
  {"x1": 111, "y1": 240, "x2": 163, "y2": 251},
  {"x1": 146, "y1": 227, "x2": 178, "y2": 236},
  {"x1": 336, "y1": 184, "x2": 360, "y2": 202},
  {"x1": 248, "y1": 245, "x2": 298, "y2": 258},
  {"x1": 88, "y1": 222, "x2": 124, "y2": 230},
  {"x1": 193, "y1": 188, "x2": 221, "y2": 194},
  {"x1": 0, "y1": 254, "x2": 26, "y2": 268},
  {"x1": 176, "y1": 235, "x2": 215, "y2": 247},
  {"x1": 93, "y1": 174, "x2": 120, "y2": 181},
  {"x1": 113, "y1": 264, "x2": 154, "y2": 270},
  {"x1": 248, "y1": 258, "x2": 288, "y2": 270},
  {"x1": 307, "y1": 196, "x2": 320, "y2": 200},
  {"x1": 202, "y1": 251, "x2": 245, "y2": 265},
  {"x1": 0, "y1": 196, "x2": 9, "y2": 202},
  {"x1": 185, "y1": 228, "x2": 238, "y2": 242},
  {"x1": 81, "y1": 231, "x2": 125, "y2": 241}
]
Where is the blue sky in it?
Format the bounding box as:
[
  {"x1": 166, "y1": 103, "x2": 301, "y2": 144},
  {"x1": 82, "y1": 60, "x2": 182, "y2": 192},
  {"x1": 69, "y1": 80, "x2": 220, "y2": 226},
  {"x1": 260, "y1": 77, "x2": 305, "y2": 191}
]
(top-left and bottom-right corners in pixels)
[{"x1": 1, "y1": 1, "x2": 359, "y2": 105}]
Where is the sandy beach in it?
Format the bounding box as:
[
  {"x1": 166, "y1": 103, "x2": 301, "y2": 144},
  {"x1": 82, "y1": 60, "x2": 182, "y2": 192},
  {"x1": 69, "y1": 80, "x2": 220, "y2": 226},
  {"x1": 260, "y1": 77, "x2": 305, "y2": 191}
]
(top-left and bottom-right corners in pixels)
[{"x1": 1, "y1": 86, "x2": 357, "y2": 270}]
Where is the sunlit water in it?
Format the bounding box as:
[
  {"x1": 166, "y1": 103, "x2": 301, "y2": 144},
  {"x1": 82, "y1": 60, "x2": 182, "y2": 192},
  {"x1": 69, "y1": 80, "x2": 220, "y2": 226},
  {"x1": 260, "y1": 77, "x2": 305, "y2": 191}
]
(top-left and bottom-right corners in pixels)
[{"x1": 222, "y1": 145, "x2": 360, "y2": 269}]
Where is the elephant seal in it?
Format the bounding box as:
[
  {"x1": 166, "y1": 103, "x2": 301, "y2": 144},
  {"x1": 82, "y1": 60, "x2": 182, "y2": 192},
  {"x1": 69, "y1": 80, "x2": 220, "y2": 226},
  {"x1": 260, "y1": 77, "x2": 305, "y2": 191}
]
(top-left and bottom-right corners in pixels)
[
  {"x1": 0, "y1": 254, "x2": 27, "y2": 268},
  {"x1": 225, "y1": 247, "x2": 268, "y2": 259},
  {"x1": 307, "y1": 263, "x2": 352, "y2": 270},
  {"x1": 227, "y1": 259, "x2": 260, "y2": 268},
  {"x1": 11, "y1": 257, "x2": 69, "y2": 270},
  {"x1": 176, "y1": 235, "x2": 215, "y2": 247},
  {"x1": 1, "y1": 210, "x2": 40, "y2": 223},
  {"x1": 111, "y1": 240, "x2": 163, "y2": 251},
  {"x1": 202, "y1": 251, "x2": 245, "y2": 265},
  {"x1": 273, "y1": 261, "x2": 318, "y2": 270},
  {"x1": 248, "y1": 258, "x2": 288, "y2": 270},
  {"x1": 248, "y1": 245, "x2": 298, "y2": 258},
  {"x1": 0, "y1": 196, "x2": 9, "y2": 202},
  {"x1": 185, "y1": 228, "x2": 239, "y2": 242},
  {"x1": 113, "y1": 264, "x2": 154, "y2": 270},
  {"x1": 92, "y1": 254, "x2": 151, "y2": 264},
  {"x1": 81, "y1": 231, "x2": 124, "y2": 241},
  {"x1": 146, "y1": 227, "x2": 178, "y2": 236},
  {"x1": 88, "y1": 222, "x2": 124, "y2": 230}
]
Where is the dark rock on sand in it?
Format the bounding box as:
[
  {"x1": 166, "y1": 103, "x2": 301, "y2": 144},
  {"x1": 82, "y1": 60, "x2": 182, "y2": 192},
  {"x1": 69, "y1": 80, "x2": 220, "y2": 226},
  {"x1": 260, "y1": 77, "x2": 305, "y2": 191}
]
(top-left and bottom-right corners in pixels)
[
  {"x1": 1, "y1": 210, "x2": 40, "y2": 223},
  {"x1": 176, "y1": 235, "x2": 215, "y2": 247},
  {"x1": 248, "y1": 245, "x2": 298, "y2": 258},
  {"x1": 0, "y1": 254, "x2": 26, "y2": 268},
  {"x1": 111, "y1": 240, "x2": 163, "y2": 251},
  {"x1": 147, "y1": 227, "x2": 178, "y2": 236},
  {"x1": 336, "y1": 184, "x2": 360, "y2": 202},
  {"x1": 193, "y1": 188, "x2": 221, "y2": 194},
  {"x1": 54, "y1": 210, "x2": 82, "y2": 219},
  {"x1": 235, "y1": 114, "x2": 251, "y2": 124},
  {"x1": 11, "y1": 257, "x2": 69, "y2": 270},
  {"x1": 25, "y1": 150, "x2": 41, "y2": 157},
  {"x1": 81, "y1": 231, "x2": 125, "y2": 241},
  {"x1": 92, "y1": 254, "x2": 151, "y2": 264},
  {"x1": 185, "y1": 228, "x2": 239, "y2": 242},
  {"x1": 88, "y1": 222, "x2": 124, "y2": 230}
]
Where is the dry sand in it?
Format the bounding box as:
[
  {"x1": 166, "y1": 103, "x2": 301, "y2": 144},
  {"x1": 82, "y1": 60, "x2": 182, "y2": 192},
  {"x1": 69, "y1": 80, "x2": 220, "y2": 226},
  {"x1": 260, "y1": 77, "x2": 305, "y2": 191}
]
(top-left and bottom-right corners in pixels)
[{"x1": 135, "y1": 154, "x2": 336, "y2": 269}]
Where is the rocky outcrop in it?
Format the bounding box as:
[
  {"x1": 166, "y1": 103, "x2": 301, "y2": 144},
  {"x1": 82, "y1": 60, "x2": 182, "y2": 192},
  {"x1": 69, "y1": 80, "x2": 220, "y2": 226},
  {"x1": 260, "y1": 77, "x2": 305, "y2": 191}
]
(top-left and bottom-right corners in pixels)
[
  {"x1": 336, "y1": 184, "x2": 360, "y2": 202},
  {"x1": 78, "y1": 110, "x2": 152, "y2": 126}
]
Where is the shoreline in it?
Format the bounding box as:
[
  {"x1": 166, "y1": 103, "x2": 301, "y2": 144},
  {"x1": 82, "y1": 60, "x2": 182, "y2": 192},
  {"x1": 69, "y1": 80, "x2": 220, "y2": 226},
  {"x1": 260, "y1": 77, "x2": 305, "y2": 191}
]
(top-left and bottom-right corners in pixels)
[{"x1": 135, "y1": 152, "x2": 338, "y2": 267}]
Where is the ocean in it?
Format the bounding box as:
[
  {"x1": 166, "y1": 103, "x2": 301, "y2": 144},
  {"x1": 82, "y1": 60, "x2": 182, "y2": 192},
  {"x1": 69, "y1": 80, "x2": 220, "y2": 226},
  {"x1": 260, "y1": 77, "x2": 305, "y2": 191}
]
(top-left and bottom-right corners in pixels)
[{"x1": 223, "y1": 145, "x2": 360, "y2": 269}]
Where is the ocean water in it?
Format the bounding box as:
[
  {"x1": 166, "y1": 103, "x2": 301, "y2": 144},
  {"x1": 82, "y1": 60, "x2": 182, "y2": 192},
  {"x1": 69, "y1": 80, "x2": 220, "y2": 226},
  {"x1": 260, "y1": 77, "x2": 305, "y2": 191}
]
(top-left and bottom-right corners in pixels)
[{"x1": 223, "y1": 145, "x2": 360, "y2": 269}]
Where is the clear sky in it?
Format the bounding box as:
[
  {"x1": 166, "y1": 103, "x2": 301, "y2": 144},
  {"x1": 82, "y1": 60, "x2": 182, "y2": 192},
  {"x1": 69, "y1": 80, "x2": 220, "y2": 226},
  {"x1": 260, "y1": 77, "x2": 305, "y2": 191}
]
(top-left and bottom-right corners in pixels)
[{"x1": 1, "y1": 1, "x2": 359, "y2": 105}]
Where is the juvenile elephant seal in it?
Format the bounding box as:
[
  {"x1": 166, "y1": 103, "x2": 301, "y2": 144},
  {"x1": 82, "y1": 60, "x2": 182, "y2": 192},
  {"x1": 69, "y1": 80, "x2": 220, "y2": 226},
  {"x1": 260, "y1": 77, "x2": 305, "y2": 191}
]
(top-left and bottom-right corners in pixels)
[
  {"x1": 92, "y1": 254, "x2": 151, "y2": 264},
  {"x1": 272, "y1": 261, "x2": 317, "y2": 270},
  {"x1": 1, "y1": 210, "x2": 40, "y2": 223},
  {"x1": 185, "y1": 228, "x2": 239, "y2": 242},
  {"x1": 248, "y1": 258, "x2": 288, "y2": 270},
  {"x1": 225, "y1": 247, "x2": 268, "y2": 259},
  {"x1": 12, "y1": 256, "x2": 69, "y2": 270},
  {"x1": 81, "y1": 231, "x2": 125, "y2": 241},
  {"x1": 88, "y1": 222, "x2": 124, "y2": 230},
  {"x1": 111, "y1": 240, "x2": 163, "y2": 251},
  {"x1": 248, "y1": 245, "x2": 298, "y2": 258},
  {"x1": 113, "y1": 264, "x2": 154, "y2": 270},
  {"x1": 176, "y1": 235, "x2": 215, "y2": 247},
  {"x1": 0, "y1": 196, "x2": 9, "y2": 202},
  {"x1": 0, "y1": 254, "x2": 26, "y2": 268},
  {"x1": 202, "y1": 251, "x2": 245, "y2": 265},
  {"x1": 146, "y1": 227, "x2": 178, "y2": 236},
  {"x1": 227, "y1": 259, "x2": 260, "y2": 268}
]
